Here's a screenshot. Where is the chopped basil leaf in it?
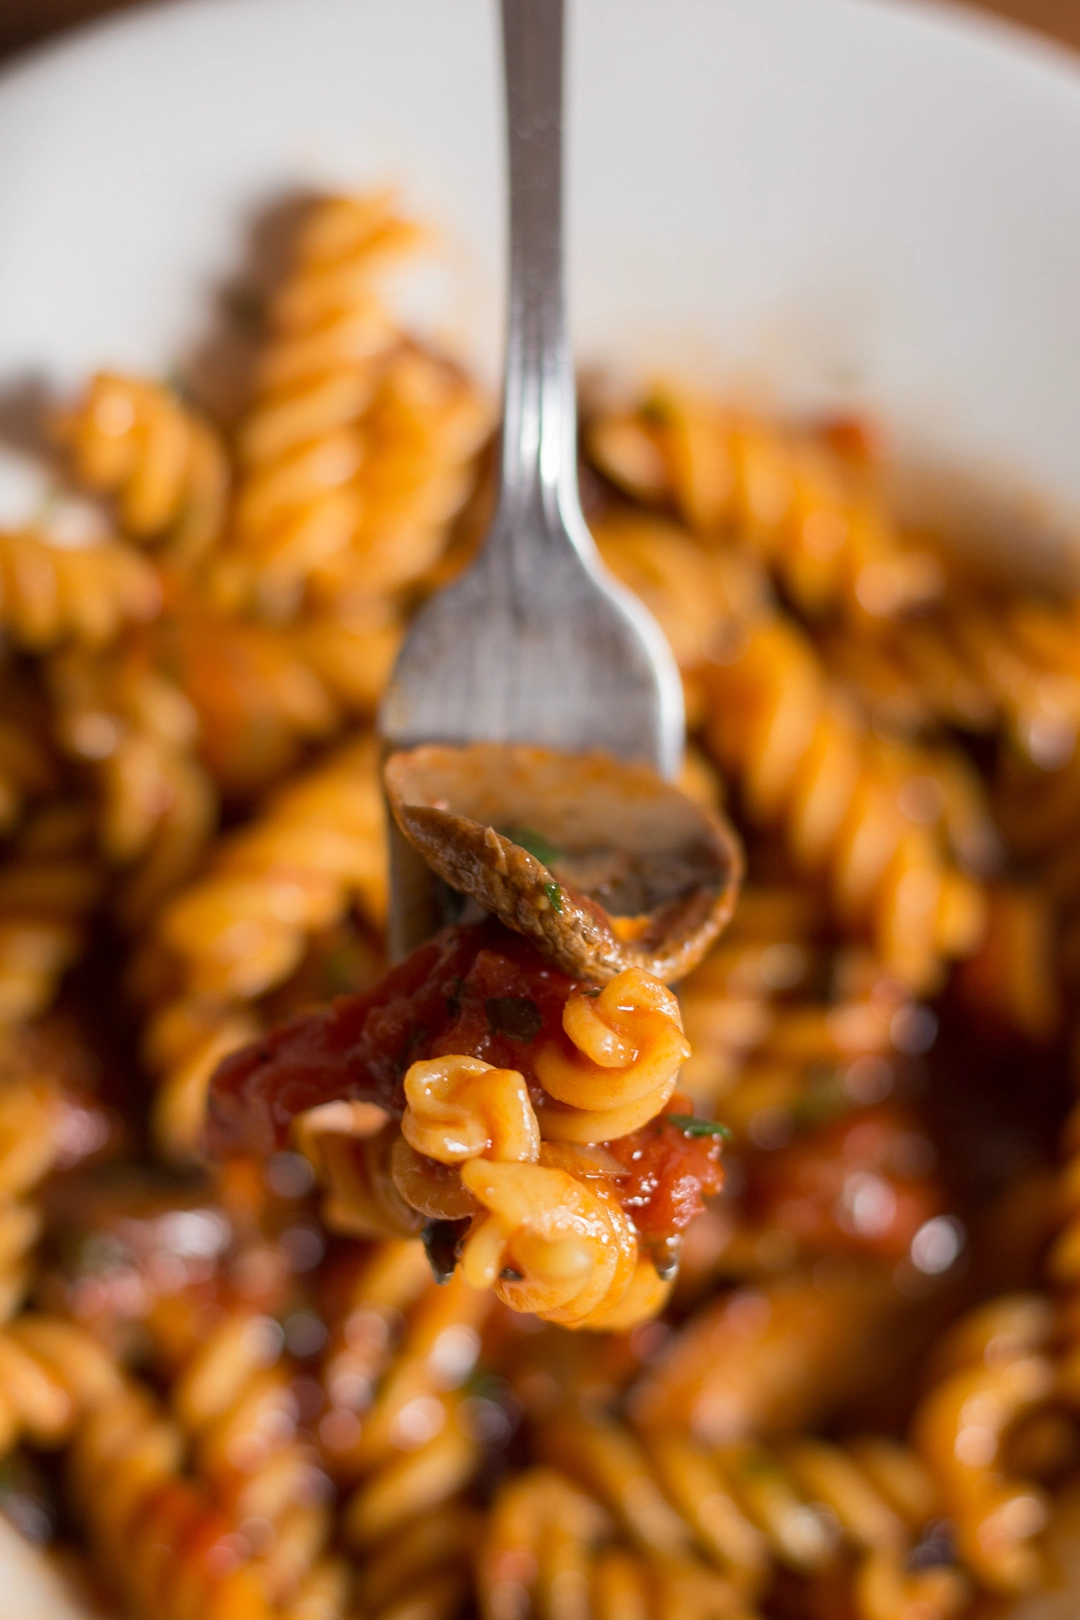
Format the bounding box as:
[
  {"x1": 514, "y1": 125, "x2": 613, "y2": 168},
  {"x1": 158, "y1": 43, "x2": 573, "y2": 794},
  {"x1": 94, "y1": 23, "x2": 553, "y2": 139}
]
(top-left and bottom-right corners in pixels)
[
  {"x1": 544, "y1": 882, "x2": 563, "y2": 914},
  {"x1": 582, "y1": 987, "x2": 602, "y2": 999},
  {"x1": 486, "y1": 996, "x2": 543, "y2": 1044},
  {"x1": 505, "y1": 825, "x2": 563, "y2": 867},
  {"x1": 665, "y1": 1114, "x2": 732, "y2": 1140}
]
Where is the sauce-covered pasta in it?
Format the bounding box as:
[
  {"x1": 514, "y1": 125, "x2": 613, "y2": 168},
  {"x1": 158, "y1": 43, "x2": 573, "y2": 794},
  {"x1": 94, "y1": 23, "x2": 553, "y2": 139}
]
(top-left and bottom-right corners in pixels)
[{"x1": 0, "y1": 189, "x2": 1076, "y2": 1620}]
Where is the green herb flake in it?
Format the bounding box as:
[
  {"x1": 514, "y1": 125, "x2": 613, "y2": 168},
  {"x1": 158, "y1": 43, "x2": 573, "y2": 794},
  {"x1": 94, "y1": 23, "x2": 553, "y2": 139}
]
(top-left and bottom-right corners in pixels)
[
  {"x1": 486, "y1": 996, "x2": 543, "y2": 1044},
  {"x1": 544, "y1": 882, "x2": 563, "y2": 914},
  {"x1": 665, "y1": 1114, "x2": 732, "y2": 1140},
  {"x1": 505, "y1": 826, "x2": 563, "y2": 867}
]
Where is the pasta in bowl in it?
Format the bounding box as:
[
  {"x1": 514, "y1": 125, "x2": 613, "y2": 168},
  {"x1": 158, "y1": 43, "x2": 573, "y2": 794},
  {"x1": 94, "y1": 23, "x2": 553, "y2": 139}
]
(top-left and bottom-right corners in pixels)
[{"x1": 0, "y1": 148, "x2": 1075, "y2": 1620}]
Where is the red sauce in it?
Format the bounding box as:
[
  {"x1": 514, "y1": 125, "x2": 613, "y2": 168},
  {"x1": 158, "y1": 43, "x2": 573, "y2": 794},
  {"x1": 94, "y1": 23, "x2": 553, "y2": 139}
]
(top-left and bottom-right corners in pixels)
[
  {"x1": 208, "y1": 919, "x2": 723, "y2": 1249},
  {"x1": 208, "y1": 918, "x2": 565, "y2": 1157},
  {"x1": 745, "y1": 1105, "x2": 942, "y2": 1261},
  {"x1": 606, "y1": 1093, "x2": 725, "y2": 1244}
]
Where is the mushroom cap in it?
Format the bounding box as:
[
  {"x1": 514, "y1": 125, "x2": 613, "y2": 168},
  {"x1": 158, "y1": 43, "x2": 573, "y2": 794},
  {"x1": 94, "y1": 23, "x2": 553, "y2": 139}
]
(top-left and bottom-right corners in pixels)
[{"x1": 384, "y1": 743, "x2": 743, "y2": 984}]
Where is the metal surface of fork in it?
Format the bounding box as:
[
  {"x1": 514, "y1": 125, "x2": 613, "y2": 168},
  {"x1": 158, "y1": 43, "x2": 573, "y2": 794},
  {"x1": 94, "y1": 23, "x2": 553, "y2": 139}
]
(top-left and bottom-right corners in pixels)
[{"x1": 380, "y1": 0, "x2": 684, "y2": 954}]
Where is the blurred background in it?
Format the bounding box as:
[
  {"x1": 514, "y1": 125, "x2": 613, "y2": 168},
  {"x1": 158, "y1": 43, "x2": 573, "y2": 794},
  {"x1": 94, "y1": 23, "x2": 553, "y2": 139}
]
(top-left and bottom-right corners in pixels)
[{"x1": 0, "y1": 0, "x2": 1075, "y2": 62}]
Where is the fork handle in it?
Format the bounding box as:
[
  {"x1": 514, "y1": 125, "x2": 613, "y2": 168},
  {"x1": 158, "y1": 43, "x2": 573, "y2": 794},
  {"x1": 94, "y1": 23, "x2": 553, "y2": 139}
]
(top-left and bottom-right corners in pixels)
[{"x1": 498, "y1": 0, "x2": 581, "y2": 542}]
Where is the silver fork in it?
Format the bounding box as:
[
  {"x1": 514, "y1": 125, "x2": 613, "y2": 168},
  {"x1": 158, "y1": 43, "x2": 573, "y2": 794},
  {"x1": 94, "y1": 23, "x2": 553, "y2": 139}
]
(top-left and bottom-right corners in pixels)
[{"x1": 379, "y1": 0, "x2": 685, "y2": 955}]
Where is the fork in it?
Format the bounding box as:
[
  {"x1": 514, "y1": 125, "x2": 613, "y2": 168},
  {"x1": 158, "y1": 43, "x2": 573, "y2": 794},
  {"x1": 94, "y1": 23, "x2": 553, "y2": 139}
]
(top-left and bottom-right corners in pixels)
[{"x1": 379, "y1": 0, "x2": 685, "y2": 956}]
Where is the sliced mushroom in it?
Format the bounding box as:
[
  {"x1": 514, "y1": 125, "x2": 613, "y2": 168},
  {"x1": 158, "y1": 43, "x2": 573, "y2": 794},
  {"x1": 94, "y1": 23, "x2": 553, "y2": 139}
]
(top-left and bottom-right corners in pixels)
[{"x1": 384, "y1": 744, "x2": 742, "y2": 984}]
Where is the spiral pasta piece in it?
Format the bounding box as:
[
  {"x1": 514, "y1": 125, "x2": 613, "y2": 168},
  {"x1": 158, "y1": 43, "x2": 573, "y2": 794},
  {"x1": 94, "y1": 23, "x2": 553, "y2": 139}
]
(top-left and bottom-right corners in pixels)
[
  {"x1": 229, "y1": 192, "x2": 487, "y2": 616},
  {"x1": 168, "y1": 1308, "x2": 331, "y2": 1606},
  {"x1": 479, "y1": 1464, "x2": 752, "y2": 1620},
  {"x1": 60, "y1": 371, "x2": 230, "y2": 565},
  {"x1": 479, "y1": 1440, "x2": 961, "y2": 1620},
  {"x1": 702, "y1": 626, "x2": 986, "y2": 992},
  {"x1": 305, "y1": 340, "x2": 490, "y2": 607},
  {"x1": 402, "y1": 1054, "x2": 541, "y2": 1166},
  {"x1": 911, "y1": 1294, "x2": 1055, "y2": 1593},
  {"x1": 297, "y1": 1106, "x2": 685, "y2": 1325},
  {"x1": 229, "y1": 241, "x2": 390, "y2": 609},
  {"x1": 596, "y1": 514, "x2": 989, "y2": 993},
  {"x1": 314, "y1": 1054, "x2": 544, "y2": 1235},
  {"x1": 525, "y1": 1407, "x2": 972, "y2": 1619},
  {"x1": 836, "y1": 594, "x2": 1080, "y2": 769},
  {"x1": 300, "y1": 1113, "x2": 425, "y2": 1238},
  {"x1": 0, "y1": 1315, "x2": 125, "y2": 1460},
  {"x1": 351, "y1": 1502, "x2": 481, "y2": 1620},
  {"x1": 155, "y1": 607, "x2": 339, "y2": 800},
  {"x1": 460, "y1": 1158, "x2": 641, "y2": 1328},
  {"x1": 51, "y1": 609, "x2": 343, "y2": 926},
  {"x1": 320, "y1": 1263, "x2": 490, "y2": 1558},
  {"x1": 49, "y1": 640, "x2": 217, "y2": 927},
  {"x1": 154, "y1": 732, "x2": 386, "y2": 998},
  {"x1": 632, "y1": 1265, "x2": 900, "y2": 1443},
  {"x1": 291, "y1": 604, "x2": 402, "y2": 719},
  {"x1": 317, "y1": 1240, "x2": 436, "y2": 1441},
  {"x1": 674, "y1": 886, "x2": 819, "y2": 1111},
  {"x1": 69, "y1": 1379, "x2": 276, "y2": 1620},
  {"x1": 477, "y1": 1467, "x2": 611, "y2": 1620},
  {"x1": 0, "y1": 522, "x2": 160, "y2": 651},
  {"x1": 534, "y1": 969, "x2": 690, "y2": 1142},
  {"x1": 142, "y1": 735, "x2": 385, "y2": 1156},
  {"x1": 587, "y1": 389, "x2": 941, "y2": 623}
]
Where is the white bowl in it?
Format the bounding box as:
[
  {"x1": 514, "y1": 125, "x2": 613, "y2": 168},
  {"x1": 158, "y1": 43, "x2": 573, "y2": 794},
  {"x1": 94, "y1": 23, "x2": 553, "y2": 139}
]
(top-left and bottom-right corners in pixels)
[
  {"x1": 0, "y1": 0, "x2": 1077, "y2": 560},
  {"x1": 0, "y1": 1, "x2": 1078, "y2": 1609}
]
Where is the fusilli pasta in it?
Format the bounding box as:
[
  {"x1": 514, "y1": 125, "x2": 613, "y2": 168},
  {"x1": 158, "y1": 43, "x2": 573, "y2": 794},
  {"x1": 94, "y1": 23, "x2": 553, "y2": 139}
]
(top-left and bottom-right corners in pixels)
[
  {"x1": 587, "y1": 389, "x2": 941, "y2": 623},
  {"x1": 227, "y1": 193, "x2": 487, "y2": 618},
  {"x1": 59, "y1": 372, "x2": 230, "y2": 567},
  {"x1": 141, "y1": 734, "x2": 385, "y2": 1157},
  {"x1": 0, "y1": 186, "x2": 1077, "y2": 1620}
]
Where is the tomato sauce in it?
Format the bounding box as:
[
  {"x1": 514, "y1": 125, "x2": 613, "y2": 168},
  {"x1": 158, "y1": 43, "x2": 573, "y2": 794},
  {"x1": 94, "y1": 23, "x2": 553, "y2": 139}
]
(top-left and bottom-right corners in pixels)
[
  {"x1": 606, "y1": 1094, "x2": 726, "y2": 1244},
  {"x1": 208, "y1": 918, "x2": 722, "y2": 1249},
  {"x1": 745, "y1": 1105, "x2": 942, "y2": 1261}
]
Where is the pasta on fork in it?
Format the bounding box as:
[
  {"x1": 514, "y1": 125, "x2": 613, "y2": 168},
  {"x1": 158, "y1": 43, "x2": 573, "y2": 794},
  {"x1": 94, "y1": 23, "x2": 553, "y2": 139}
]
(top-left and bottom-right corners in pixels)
[{"x1": 207, "y1": 742, "x2": 741, "y2": 1329}]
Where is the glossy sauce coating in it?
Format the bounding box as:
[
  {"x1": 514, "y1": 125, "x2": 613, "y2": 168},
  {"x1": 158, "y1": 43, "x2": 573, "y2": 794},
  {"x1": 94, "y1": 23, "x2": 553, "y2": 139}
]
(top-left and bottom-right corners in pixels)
[{"x1": 208, "y1": 918, "x2": 721, "y2": 1247}]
